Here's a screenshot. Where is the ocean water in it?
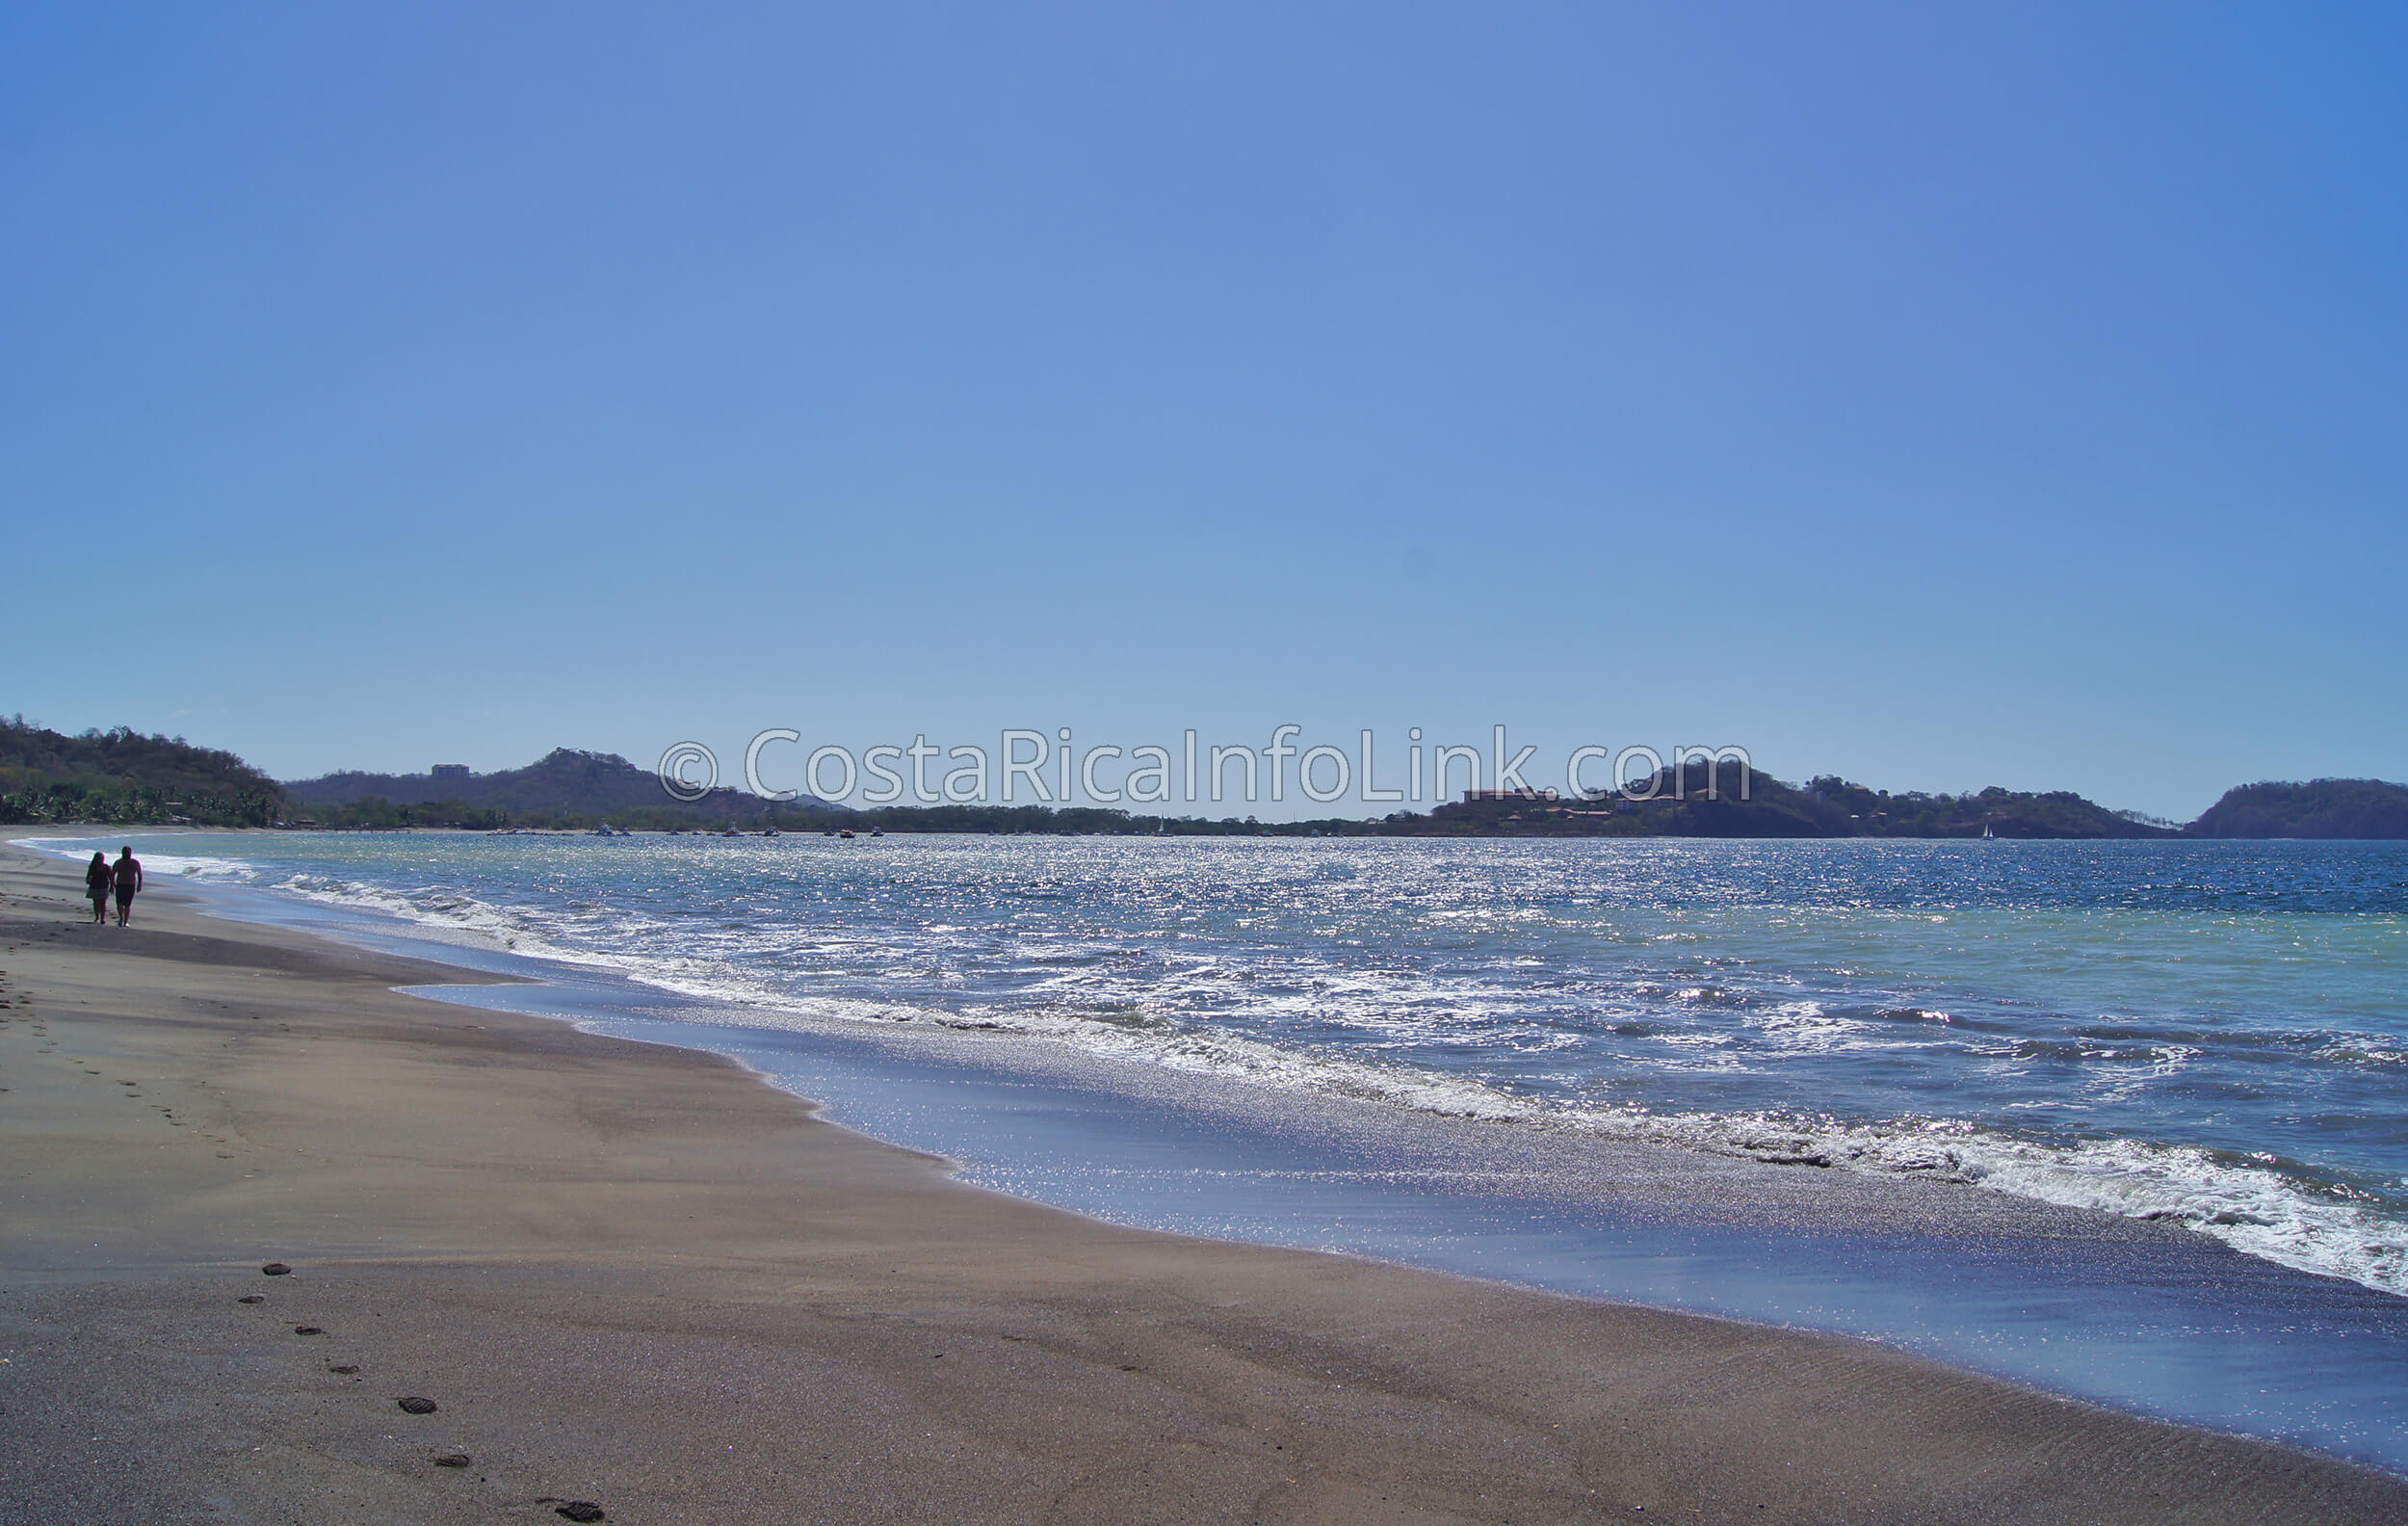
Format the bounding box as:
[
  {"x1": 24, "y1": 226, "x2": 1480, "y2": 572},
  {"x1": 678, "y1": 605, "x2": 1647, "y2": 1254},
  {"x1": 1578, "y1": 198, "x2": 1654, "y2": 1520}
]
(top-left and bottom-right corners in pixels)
[
  {"x1": 26, "y1": 830, "x2": 2408, "y2": 1468},
  {"x1": 51, "y1": 831, "x2": 2408, "y2": 1297}
]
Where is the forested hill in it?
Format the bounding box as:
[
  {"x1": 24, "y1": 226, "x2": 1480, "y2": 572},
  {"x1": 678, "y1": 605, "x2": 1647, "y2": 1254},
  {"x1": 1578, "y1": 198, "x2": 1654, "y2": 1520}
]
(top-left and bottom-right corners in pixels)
[
  {"x1": 1409, "y1": 767, "x2": 2181, "y2": 839},
  {"x1": 2189, "y1": 779, "x2": 2408, "y2": 839},
  {"x1": 0, "y1": 717, "x2": 285, "y2": 826},
  {"x1": 283, "y1": 748, "x2": 834, "y2": 828},
  {"x1": 7, "y1": 718, "x2": 2404, "y2": 838}
]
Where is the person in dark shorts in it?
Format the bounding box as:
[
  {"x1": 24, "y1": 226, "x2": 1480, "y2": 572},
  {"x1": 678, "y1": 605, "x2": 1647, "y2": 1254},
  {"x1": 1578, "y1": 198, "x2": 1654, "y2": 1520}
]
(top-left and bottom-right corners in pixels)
[
  {"x1": 112, "y1": 847, "x2": 143, "y2": 927},
  {"x1": 84, "y1": 852, "x2": 113, "y2": 923}
]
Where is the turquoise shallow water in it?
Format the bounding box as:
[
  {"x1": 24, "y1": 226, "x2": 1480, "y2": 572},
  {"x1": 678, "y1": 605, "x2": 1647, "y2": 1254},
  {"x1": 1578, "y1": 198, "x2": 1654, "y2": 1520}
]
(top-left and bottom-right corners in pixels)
[{"x1": 32, "y1": 829, "x2": 2408, "y2": 1470}]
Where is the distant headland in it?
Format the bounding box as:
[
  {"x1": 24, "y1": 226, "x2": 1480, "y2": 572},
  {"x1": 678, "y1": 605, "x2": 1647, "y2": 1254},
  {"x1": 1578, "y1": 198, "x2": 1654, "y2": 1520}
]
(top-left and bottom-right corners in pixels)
[{"x1": 4, "y1": 718, "x2": 2404, "y2": 839}]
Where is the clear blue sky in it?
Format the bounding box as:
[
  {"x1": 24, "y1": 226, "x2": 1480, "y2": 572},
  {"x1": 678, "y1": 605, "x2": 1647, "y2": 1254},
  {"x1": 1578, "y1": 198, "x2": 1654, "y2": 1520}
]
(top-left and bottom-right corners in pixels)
[{"x1": 6, "y1": 3, "x2": 2402, "y2": 818}]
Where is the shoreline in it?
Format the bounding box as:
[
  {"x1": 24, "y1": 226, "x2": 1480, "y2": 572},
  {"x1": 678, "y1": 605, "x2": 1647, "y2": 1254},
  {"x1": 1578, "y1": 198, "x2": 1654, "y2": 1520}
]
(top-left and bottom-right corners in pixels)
[
  {"x1": 19, "y1": 838, "x2": 2408, "y2": 1418},
  {"x1": 4, "y1": 841, "x2": 2405, "y2": 1522}
]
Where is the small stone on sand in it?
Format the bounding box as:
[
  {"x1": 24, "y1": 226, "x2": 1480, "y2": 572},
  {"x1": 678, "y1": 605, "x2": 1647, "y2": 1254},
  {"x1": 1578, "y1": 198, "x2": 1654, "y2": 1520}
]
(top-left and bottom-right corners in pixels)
[
  {"x1": 329, "y1": 1364, "x2": 359, "y2": 1375},
  {"x1": 294, "y1": 1326, "x2": 323, "y2": 1335},
  {"x1": 433, "y1": 1453, "x2": 471, "y2": 1468},
  {"x1": 260, "y1": 1262, "x2": 291, "y2": 1276},
  {"x1": 397, "y1": 1396, "x2": 438, "y2": 1414},
  {"x1": 237, "y1": 1295, "x2": 263, "y2": 1304},
  {"x1": 556, "y1": 1505, "x2": 606, "y2": 1523}
]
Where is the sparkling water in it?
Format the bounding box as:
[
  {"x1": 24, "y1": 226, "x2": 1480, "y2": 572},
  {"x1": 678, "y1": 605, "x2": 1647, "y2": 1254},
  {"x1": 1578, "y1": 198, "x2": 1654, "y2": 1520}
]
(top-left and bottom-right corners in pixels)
[{"x1": 63, "y1": 830, "x2": 2407, "y2": 1297}]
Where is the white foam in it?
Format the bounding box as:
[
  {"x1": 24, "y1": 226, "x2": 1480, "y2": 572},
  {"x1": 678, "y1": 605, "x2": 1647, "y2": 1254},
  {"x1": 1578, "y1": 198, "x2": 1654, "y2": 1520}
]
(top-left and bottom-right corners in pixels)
[
  {"x1": 132, "y1": 852, "x2": 264, "y2": 882},
  {"x1": 11, "y1": 839, "x2": 262, "y2": 884}
]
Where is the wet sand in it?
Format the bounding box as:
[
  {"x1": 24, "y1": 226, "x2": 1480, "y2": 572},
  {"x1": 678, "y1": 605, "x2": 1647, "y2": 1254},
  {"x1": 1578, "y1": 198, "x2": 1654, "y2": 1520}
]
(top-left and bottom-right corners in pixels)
[{"x1": 3, "y1": 840, "x2": 2401, "y2": 1524}]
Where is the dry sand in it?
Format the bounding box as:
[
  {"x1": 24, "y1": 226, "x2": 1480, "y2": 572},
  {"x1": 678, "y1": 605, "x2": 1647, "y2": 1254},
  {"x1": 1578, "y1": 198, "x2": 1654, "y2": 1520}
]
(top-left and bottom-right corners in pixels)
[{"x1": 2, "y1": 840, "x2": 2400, "y2": 1525}]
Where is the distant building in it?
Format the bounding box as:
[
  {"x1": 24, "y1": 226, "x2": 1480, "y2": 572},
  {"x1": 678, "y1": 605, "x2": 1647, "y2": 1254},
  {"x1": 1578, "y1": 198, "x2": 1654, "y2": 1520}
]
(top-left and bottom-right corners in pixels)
[
  {"x1": 432, "y1": 763, "x2": 471, "y2": 780},
  {"x1": 1463, "y1": 787, "x2": 1558, "y2": 803}
]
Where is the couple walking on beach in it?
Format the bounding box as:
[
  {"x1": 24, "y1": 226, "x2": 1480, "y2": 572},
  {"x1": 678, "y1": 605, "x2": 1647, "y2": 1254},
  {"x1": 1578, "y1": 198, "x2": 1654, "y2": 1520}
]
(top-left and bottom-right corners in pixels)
[{"x1": 85, "y1": 848, "x2": 142, "y2": 927}]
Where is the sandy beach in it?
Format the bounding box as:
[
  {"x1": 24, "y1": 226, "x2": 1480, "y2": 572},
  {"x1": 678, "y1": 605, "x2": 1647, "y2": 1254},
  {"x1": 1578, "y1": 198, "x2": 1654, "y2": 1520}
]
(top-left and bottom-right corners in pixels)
[{"x1": 2, "y1": 840, "x2": 2401, "y2": 1525}]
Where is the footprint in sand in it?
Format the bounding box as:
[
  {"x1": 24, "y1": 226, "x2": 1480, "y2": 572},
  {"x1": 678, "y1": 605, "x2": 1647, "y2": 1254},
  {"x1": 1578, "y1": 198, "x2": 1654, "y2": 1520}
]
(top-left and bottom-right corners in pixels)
[
  {"x1": 397, "y1": 1397, "x2": 439, "y2": 1414},
  {"x1": 432, "y1": 1453, "x2": 470, "y2": 1468},
  {"x1": 329, "y1": 1364, "x2": 359, "y2": 1375}
]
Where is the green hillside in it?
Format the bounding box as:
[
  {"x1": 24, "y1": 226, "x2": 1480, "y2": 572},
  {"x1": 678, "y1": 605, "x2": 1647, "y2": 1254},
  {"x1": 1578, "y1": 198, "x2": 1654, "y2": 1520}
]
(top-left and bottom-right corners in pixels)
[
  {"x1": 0, "y1": 717, "x2": 285, "y2": 827},
  {"x1": 1403, "y1": 766, "x2": 2179, "y2": 839},
  {"x1": 2189, "y1": 779, "x2": 2408, "y2": 839},
  {"x1": 282, "y1": 749, "x2": 838, "y2": 829},
  {"x1": 8, "y1": 717, "x2": 2400, "y2": 839}
]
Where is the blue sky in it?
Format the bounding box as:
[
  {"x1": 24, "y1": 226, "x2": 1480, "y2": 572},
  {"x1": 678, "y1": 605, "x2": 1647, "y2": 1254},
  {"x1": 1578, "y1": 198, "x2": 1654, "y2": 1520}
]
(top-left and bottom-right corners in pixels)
[{"x1": 5, "y1": 3, "x2": 2402, "y2": 818}]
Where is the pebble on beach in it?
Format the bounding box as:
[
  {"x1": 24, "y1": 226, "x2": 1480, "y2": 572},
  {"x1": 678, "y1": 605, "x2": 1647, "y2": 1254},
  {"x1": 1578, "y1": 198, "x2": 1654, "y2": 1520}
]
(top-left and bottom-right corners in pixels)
[{"x1": 396, "y1": 1397, "x2": 438, "y2": 1414}]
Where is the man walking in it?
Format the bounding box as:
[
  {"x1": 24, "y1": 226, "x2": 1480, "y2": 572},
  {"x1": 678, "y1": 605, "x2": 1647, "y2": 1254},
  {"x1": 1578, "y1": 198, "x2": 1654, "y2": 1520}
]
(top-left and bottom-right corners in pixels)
[{"x1": 112, "y1": 846, "x2": 143, "y2": 927}]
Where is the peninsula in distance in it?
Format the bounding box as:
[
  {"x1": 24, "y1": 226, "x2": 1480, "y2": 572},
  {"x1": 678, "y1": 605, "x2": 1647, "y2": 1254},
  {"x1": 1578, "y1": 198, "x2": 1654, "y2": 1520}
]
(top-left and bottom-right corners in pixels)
[{"x1": 6, "y1": 718, "x2": 2404, "y2": 841}]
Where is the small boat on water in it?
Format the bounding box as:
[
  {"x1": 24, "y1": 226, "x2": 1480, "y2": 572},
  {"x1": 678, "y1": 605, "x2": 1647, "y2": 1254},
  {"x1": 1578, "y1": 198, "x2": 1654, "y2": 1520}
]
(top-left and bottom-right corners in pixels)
[{"x1": 840, "y1": 829, "x2": 856, "y2": 840}]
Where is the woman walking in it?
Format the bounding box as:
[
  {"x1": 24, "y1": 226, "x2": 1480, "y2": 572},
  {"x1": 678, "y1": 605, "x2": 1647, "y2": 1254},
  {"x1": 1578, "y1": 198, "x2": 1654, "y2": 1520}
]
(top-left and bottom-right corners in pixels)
[{"x1": 84, "y1": 852, "x2": 112, "y2": 923}]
